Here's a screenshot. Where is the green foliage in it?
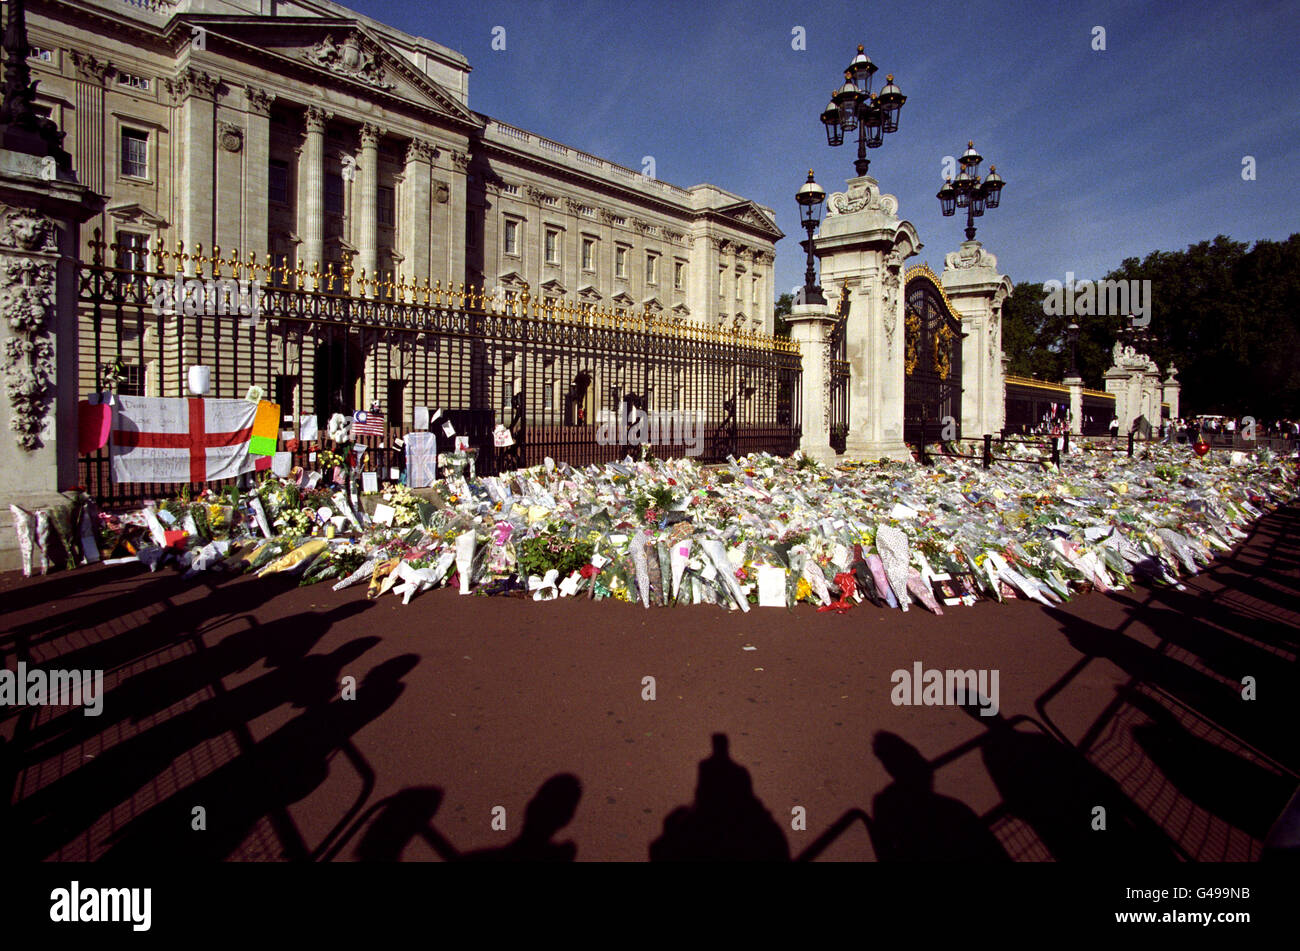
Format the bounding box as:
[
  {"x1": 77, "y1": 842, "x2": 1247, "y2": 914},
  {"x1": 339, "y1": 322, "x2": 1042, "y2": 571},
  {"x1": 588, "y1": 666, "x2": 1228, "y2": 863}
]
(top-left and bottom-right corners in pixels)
[
  {"x1": 516, "y1": 532, "x2": 594, "y2": 579},
  {"x1": 774, "y1": 292, "x2": 793, "y2": 338},
  {"x1": 1003, "y1": 233, "x2": 1300, "y2": 416}
]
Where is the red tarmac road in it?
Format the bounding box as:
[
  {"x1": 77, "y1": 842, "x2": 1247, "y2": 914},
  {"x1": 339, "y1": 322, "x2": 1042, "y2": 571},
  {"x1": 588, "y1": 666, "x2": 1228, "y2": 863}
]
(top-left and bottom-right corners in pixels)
[{"x1": 2, "y1": 503, "x2": 1297, "y2": 862}]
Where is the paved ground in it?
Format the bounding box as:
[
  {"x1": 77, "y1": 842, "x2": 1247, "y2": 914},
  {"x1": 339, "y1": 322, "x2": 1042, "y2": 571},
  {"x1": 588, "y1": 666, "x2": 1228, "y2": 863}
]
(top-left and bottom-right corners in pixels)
[{"x1": 2, "y1": 503, "x2": 1297, "y2": 862}]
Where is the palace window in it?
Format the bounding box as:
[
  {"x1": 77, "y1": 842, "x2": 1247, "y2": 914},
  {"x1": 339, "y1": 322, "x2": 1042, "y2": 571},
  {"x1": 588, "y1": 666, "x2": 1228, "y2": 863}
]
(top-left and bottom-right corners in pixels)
[
  {"x1": 325, "y1": 171, "x2": 344, "y2": 214},
  {"x1": 646, "y1": 253, "x2": 658, "y2": 285},
  {"x1": 30, "y1": 48, "x2": 53, "y2": 63},
  {"x1": 378, "y1": 186, "x2": 395, "y2": 226},
  {"x1": 503, "y1": 218, "x2": 520, "y2": 256},
  {"x1": 544, "y1": 228, "x2": 560, "y2": 265},
  {"x1": 268, "y1": 160, "x2": 289, "y2": 204},
  {"x1": 581, "y1": 237, "x2": 595, "y2": 271},
  {"x1": 615, "y1": 246, "x2": 628, "y2": 279},
  {"x1": 118, "y1": 72, "x2": 150, "y2": 91},
  {"x1": 674, "y1": 261, "x2": 685, "y2": 290},
  {"x1": 120, "y1": 128, "x2": 148, "y2": 178}
]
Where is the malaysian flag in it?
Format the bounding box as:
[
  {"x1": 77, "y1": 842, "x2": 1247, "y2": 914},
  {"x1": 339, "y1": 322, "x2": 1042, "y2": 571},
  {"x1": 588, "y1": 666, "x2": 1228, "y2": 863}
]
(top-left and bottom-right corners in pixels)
[{"x1": 352, "y1": 409, "x2": 386, "y2": 437}]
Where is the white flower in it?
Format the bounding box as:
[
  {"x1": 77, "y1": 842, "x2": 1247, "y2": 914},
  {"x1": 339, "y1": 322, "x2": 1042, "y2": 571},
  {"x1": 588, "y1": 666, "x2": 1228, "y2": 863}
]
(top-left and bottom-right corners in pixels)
[{"x1": 327, "y1": 413, "x2": 353, "y2": 443}]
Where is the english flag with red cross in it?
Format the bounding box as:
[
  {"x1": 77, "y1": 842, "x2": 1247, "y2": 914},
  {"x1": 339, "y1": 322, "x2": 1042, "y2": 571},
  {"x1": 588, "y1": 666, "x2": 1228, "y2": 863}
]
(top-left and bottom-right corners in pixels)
[{"x1": 110, "y1": 396, "x2": 261, "y2": 484}]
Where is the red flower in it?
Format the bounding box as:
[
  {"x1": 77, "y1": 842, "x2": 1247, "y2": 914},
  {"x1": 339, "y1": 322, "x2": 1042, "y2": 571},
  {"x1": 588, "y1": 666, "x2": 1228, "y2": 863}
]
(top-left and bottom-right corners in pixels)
[
  {"x1": 667, "y1": 478, "x2": 677, "y2": 486},
  {"x1": 735, "y1": 567, "x2": 747, "y2": 581},
  {"x1": 580, "y1": 563, "x2": 597, "y2": 579}
]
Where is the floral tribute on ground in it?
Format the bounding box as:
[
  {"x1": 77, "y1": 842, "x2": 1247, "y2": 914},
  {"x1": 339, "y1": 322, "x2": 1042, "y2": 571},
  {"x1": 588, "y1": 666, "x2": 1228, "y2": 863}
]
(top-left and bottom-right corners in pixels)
[{"x1": 10, "y1": 440, "x2": 1299, "y2": 615}]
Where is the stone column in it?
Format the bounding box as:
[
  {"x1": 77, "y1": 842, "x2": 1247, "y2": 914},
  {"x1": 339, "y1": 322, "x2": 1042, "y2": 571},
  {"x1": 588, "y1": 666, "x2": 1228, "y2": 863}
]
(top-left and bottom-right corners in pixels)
[
  {"x1": 401, "y1": 139, "x2": 434, "y2": 284},
  {"x1": 299, "y1": 105, "x2": 329, "y2": 272},
  {"x1": 176, "y1": 68, "x2": 220, "y2": 265},
  {"x1": 813, "y1": 175, "x2": 920, "y2": 462},
  {"x1": 688, "y1": 231, "x2": 717, "y2": 327},
  {"x1": 356, "y1": 122, "x2": 381, "y2": 290},
  {"x1": 785, "y1": 302, "x2": 838, "y2": 462},
  {"x1": 940, "y1": 240, "x2": 1013, "y2": 439},
  {"x1": 1064, "y1": 376, "x2": 1083, "y2": 435},
  {"x1": 0, "y1": 154, "x2": 105, "y2": 571},
  {"x1": 1163, "y1": 363, "x2": 1180, "y2": 419},
  {"x1": 242, "y1": 86, "x2": 273, "y2": 257}
]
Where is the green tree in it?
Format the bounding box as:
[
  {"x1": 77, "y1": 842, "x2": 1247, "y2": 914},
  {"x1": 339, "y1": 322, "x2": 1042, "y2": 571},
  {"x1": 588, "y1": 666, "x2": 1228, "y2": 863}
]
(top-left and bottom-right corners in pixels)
[{"x1": 773, "y1": 292, "x2": 793, "y2": 338}]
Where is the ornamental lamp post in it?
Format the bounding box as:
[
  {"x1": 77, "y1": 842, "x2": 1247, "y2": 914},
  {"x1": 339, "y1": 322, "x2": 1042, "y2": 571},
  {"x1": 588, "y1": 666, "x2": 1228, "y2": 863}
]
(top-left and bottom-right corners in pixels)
[
  {"x1": 1066, "y1": 321, "x2": 1080, "y2": 377},
  {"x1": 937, "y1": 141, "x2": 1005, "y2": 240},
  {"x1": 819, "y1": 45, "x2": 906, "y2": 176},
  {"x1": 795, "y1": 169, "x2": 826, "y2": 306}
]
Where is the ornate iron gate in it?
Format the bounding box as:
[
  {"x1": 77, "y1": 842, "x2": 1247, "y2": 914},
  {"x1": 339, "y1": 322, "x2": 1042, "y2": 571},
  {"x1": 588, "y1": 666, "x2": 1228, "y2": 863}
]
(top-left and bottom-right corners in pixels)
[
  {"x1": 903, "y1": 266, "x2": 963, "y2": 445},
  {"x1": 828, "y1": 289, "x2": 849, "y2": 453}
]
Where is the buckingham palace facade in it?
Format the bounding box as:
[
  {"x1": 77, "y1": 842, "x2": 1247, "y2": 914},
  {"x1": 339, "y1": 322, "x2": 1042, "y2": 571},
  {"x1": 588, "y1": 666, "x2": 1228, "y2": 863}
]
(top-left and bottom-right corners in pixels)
[{"x1": 28, "y1": 0, "x2": 782, "y2": 336}]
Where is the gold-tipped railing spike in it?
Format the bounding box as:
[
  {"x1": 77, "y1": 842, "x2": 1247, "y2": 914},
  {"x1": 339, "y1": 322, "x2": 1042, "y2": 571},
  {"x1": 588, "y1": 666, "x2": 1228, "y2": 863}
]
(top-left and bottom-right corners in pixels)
[
  {"x1": 295, "y1": 261, "x2": 307, "y2": 291},
  {"x1": 340, "y1": 253, "x2": 353, "y2": 296},
  {"x1": 210, "y1": 245, "x2": 222, "y2": 278},
  {"x1": 432, "y1": 279, "x2": 443, "y2": 308},
  {"x1": 421, "y1": 277, "x2": 432, "y2": 306},
  {"x1": 310, "y1": 261, "x2": 322, "y2": 292},
  {"x1": 175, "y1": 241, "x2": 187, "y2": 277}
]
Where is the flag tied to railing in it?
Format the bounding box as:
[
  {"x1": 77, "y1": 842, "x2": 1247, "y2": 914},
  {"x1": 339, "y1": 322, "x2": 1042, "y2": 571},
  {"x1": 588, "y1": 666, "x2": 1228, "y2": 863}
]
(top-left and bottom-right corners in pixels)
[
  {"x1": 352, "y1": 409, "x2": 385, "y2": 437},
  {"x1": 109, "y1": 396, "x2": 279, "y2": 484}
]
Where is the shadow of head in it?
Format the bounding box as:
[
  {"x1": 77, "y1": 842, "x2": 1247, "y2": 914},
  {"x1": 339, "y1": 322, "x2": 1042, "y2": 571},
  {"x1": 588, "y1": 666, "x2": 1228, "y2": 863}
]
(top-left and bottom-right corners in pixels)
[
  {"x1": 522, "y1": 773, "x2": 582, "y2": 839},
  {"x1": 872, "y1": 731, "x2": 933, "y2": 793}
]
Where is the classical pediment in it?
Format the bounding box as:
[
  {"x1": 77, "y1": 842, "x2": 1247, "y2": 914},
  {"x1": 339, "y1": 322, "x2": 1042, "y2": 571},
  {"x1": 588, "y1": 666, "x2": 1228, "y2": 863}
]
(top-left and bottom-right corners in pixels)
[
  {"x1": 106, "y1": 202, "x2": 168, "y2": 229},
  {"x1": 539, "y1": 278, "x2": 567, "y2": 297},
  {"x1": 496, "y1": 270, "x2": 528, "y2": 289},
  {"x1": 714, "y1": 200, "x2": 783, "y2": 240},
  {"x1": 173, "y1": 18, "x2": 482, "y2": 129},
  {"x1": 642, "y1": 296, "x2": 664, "y2": 313},
  {"x1": 577, "y1": 284, "x2": 603, "y2": 302},
  {"x1": 611, "y1": 291, "x2": 636, "y2": 308},
  {"x1": 671, "y1": 303, "x2": 691, "y2": 318}
]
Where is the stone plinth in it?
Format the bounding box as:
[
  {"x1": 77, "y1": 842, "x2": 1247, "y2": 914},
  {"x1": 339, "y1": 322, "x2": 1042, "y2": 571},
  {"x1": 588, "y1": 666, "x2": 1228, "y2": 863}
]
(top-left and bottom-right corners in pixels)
[
  {"x1": 812, "y1": 175, "x2": 920, "y2": 462},
  {"x1": 785, "y1": 302, "x2": 838, "y2": 463},
  {"x1": 941, "y1": 240, "x2": 1012, "y2": 439},
  {"x1": 0, "y1": 150, "x2": 104, "y2": 572}
]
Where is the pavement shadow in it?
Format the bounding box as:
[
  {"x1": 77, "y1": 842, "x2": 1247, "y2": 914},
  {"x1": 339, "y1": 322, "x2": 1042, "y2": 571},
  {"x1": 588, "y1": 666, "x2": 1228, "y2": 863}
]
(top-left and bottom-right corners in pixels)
[
  {"x1": 649, "y1": 733, "x2": 790, "y2": 861},
  {"x1": 868, "y1": 731, "x2": 1010, "y2": 862},
  {"x1": 94, "y1": 653, "x2": 418, "y2": 861},
  {"x1": 959, "y1": 704, "x2": 1180, "y2": 862},
  {"x1": 340, "y1": 775, "x2": 583, "y2": 862}
]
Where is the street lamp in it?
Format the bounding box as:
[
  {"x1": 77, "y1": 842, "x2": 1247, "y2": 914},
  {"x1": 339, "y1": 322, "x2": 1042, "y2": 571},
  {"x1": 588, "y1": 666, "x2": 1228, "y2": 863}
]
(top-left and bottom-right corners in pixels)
[
  {"x1": 937, "y1": 141, "x2": 1005, "y2": 240},
  {"x1": 819, "y1": 45, "x2": 906, "y2": 176},
  {"x1": 795, "y1": 169, "x2": 826, "y2": 306},
  {"x1": 1066, "y1": 321, "x2": 1080, "y2": 378}
]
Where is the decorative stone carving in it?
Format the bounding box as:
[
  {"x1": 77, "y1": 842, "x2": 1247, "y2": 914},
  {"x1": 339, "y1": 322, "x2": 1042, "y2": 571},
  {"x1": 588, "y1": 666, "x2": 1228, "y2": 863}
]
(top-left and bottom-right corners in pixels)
[
  {"x1": 434, "y1": 181, "x2": 450, "y2": 204},
  {"x1": 0, "y1": 206, "x2": 57, "y2": 253},
  {"x1": 527, "y1": 185, "x2": 554, "y2": 204},
  {"x1": 662, "y1": 229, "x2": 685, "y2": 245},
  {"x1": 881, "y1": 251, "x2": 902, "y2": 355},
  {"x1": 244, "y1": 85, "x2": 274, "y2": 116},
  {"x1": 944, "y1": 242, "x2": 998, "y2": 271},
  {"x1": 405, "y1": 139, "x2": 437, "y2": 164},
  {"x1": 70, "y1": 50, "x2": 114, "y2": 84},
  {"x1": 359, "y1": 123, "x2": 382, "y2": 148},
  {"x1": 169, "y1": 68, "x2": 220, "y2": 102},
  {"x1": 631, "y1": 217, "x2": 652, "y2": 235},
  {"x1": 825, "y1": 177, "x2": 898, "y2": 218},
  {"x1": 988, "y1": 305, "x2": 1001, "y2": 364},
  {"x1": 340, "y1": 155, "x2": 357, "y2": 183},
  {"x1": 304, "y1": 105, "x2": 330, "y2": 134},
  {"x1": 218, "y1": 121, "x2": 243, "y2": 153},
  {"x1": 0, "y1": 230, "x2": 57, "y2": 450},
  {"x1": 306, "y1": 34, "x2": 395, "y2": 90},
  {"x1": 598, "y1": 208, "x2": 620, "y2": 225},
  {"x1": 449, "y1": 149, "x2": 470, "y2": 171}
]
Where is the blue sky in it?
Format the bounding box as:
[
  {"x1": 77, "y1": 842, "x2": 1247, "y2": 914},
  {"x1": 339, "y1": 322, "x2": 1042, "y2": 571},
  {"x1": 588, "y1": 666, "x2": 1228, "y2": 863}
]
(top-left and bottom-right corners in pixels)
[{"x1": 351, "y1": 0, "x2": 1300, "y2": 296}]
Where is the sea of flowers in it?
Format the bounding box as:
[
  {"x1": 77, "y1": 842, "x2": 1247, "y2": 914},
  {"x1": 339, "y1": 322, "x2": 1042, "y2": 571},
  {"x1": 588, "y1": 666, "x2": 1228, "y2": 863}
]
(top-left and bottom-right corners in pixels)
[{"x1": 13, "y1": 442, "x2": 1298, "y2": 614}]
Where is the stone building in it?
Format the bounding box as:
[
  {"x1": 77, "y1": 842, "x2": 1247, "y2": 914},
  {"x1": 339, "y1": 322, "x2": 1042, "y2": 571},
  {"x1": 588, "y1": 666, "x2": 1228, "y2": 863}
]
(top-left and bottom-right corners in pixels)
[{"x1": 28, "y1": 0, "x2": 781, "y2": 335}]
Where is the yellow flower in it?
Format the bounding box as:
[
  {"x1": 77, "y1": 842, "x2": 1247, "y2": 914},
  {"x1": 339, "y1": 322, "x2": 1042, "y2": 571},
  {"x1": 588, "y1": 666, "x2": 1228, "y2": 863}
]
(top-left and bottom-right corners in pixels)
[{"x1": 795, "y1": 578, "x2": 811, "y2": 601}]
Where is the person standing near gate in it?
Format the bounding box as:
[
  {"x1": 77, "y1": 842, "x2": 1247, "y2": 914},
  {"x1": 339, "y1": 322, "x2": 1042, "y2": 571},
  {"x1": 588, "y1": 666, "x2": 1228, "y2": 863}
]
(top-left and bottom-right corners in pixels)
[{"x1": 1109, "y1": 415, "x2": 1119, "y2": 441}]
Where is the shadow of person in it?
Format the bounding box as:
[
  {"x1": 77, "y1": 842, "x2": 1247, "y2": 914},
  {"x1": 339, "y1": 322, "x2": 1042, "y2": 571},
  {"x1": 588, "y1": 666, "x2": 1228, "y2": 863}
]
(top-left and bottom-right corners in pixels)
[
  {"x1": 649, "y1": 733, "x2": 790, "y2": 861},
  {"x1": 352, "y1": 787, "x2": 446, "y2": 862},
  {"x1": 869, "y1": 731, "x2": 1010, "y2": 862},
  {"x1": 458, "y1": 773, "x2": 583, "y2": 862},
  {"x1": 960, "y1": 704, "x2": 1179, "y2": 862}
]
